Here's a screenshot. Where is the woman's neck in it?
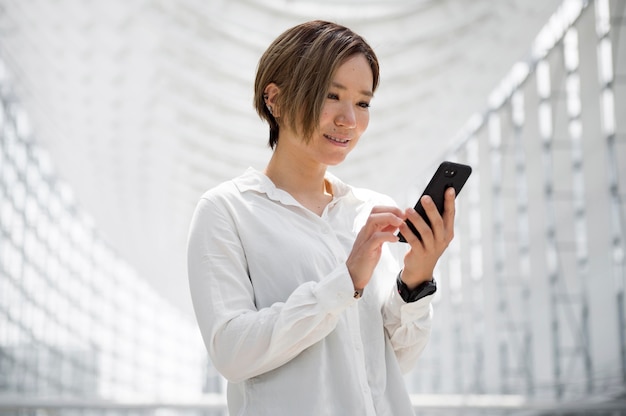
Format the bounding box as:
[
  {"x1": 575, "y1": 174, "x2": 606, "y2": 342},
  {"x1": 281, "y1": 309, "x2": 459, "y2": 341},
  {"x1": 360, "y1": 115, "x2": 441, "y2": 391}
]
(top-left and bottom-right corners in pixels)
[{"x1": 264, "y1": 149, "x2": 333, "y2": 215}]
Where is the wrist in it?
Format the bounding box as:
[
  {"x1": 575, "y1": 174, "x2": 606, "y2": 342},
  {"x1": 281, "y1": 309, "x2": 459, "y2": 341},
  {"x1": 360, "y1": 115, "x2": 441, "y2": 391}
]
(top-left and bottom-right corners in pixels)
[
  {"x1": 396, "y1": 270, "x2": 437, "y2": 303},
  {"x1": 400, "y1": 269, "x2": 433, "y2": 289}
]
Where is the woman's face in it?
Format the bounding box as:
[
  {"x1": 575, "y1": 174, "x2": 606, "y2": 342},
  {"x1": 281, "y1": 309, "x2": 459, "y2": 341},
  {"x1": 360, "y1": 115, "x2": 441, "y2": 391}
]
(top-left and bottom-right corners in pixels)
[{"x1": 280, "y1": 53, "x2": 374, "y2": 167}]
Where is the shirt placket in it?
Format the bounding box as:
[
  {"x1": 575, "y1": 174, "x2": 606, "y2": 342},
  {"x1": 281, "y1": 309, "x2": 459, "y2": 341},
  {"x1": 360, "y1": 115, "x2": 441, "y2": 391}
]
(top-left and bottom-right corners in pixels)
[
  {"x1": 347, "y1": 305, "x2": 377, "y2": 415},
  {"x1": 322, "y1": 206, "x2": 378, "y2": 416}
]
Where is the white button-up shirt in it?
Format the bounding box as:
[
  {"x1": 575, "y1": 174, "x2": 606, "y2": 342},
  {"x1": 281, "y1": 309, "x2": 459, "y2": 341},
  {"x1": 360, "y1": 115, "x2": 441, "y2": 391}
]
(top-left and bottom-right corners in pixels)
[{"x1": 187, "y1": 168, "x2": 434, "y2": 416}]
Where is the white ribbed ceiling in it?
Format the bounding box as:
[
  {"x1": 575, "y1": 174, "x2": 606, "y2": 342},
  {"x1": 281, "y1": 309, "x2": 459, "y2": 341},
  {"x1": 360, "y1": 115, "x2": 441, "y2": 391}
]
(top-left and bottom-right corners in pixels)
[{"x1": 0, "y1": 0, "x2": 563, "y2": 317}]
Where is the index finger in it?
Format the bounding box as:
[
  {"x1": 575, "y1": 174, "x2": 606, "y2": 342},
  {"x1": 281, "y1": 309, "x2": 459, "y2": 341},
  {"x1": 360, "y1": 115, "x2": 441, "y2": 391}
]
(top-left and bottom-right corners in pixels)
[
  {"x1": 371, "y1": 205, "x2": 405, "y2": 218},
  {"x1": 364, "y1": 211, "x2": 404, "y2": 231}
]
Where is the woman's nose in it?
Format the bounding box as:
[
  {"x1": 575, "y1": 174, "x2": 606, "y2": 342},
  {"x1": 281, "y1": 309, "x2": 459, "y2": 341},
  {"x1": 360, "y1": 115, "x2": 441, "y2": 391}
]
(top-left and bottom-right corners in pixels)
[{"x1": 335, "y1": 104, "x2": 356, "y2": 128}]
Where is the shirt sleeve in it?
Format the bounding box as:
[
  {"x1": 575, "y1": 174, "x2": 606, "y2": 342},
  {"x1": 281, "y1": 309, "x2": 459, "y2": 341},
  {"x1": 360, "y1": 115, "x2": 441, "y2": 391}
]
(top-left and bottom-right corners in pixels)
[
  {"x1": 187, "y1": 195, "x2": 356, "y2": 383},
  {"x1": 381, "y1": 282, "x2": 434, "y2": 373}
]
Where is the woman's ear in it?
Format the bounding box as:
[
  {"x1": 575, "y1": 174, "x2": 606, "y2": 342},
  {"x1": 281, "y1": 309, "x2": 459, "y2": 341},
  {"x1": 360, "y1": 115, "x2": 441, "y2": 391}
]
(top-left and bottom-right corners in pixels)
[{"x1": 263, "y1": 83, "x2": 280, "y2": 118}]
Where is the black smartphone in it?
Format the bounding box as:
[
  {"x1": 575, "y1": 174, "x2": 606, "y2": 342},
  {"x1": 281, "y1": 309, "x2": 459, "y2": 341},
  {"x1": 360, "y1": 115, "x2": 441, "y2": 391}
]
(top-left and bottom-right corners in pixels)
[{"x1": 398, "y1": 161, "x2": 472, "y2": 242}]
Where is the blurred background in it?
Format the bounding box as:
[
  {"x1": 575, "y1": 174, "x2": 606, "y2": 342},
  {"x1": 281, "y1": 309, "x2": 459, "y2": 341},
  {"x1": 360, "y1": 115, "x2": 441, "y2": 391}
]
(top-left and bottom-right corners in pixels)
[{"x1": 0, "y1": 0, "x2": 625, "y2": 414}]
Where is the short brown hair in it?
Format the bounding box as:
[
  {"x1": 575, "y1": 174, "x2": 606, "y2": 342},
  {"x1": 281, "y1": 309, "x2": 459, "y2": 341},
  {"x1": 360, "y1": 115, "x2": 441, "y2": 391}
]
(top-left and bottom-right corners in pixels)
[{"x1": 254, "y1": 20, "x2": 380, "y2": 149}]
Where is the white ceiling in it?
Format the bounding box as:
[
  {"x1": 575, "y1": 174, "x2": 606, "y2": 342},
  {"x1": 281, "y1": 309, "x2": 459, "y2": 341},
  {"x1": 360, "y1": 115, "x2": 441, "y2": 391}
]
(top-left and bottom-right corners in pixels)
[{"x1": 0, "y1": 0, "x2": 564, "y2": 317}]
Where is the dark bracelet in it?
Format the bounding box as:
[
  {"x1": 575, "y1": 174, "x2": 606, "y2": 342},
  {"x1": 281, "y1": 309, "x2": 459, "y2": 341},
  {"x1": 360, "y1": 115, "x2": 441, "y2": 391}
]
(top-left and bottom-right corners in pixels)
[{"x1": 396, "y1": 271, "x2": 437, "y2": 303}]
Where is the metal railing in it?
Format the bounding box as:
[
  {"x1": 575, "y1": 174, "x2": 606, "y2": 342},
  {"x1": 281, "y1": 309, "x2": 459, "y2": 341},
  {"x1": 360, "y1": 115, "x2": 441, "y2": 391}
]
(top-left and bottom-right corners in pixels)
[{"x1": 1, "y1": 393, "x2": 625, "y2": 415}]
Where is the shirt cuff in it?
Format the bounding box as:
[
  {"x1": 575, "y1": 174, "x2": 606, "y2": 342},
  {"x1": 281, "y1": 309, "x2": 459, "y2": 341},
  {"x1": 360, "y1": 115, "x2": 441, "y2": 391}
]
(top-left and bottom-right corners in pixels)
[
  {"x1": 388, "y1": 285, "x2": 434, "y2": 326},
  {"x1": 312, "y1": 263, "x2": 358, "y2": 313}
]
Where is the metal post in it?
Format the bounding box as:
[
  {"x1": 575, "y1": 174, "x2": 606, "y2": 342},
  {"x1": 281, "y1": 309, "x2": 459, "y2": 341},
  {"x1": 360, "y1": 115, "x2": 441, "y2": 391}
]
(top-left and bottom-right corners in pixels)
[
  {"x1": 596, "y1": 0, "x2": 626, "y2": 385},
  {"x1": 564, "y1": 25, "x2": 594, "y2": 395},
  {"x1": 511, "y1": 89, "x2": 535, "y2": 396},
  {"x1": 536, "y1": 58, "x2": 564, "y2": 398}
]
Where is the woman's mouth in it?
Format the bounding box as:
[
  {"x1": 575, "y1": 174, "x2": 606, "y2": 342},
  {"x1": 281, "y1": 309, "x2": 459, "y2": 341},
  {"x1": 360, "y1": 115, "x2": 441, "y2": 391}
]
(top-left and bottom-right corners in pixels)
[{"x1": 324, "y1": 134, "x2": 350, "y2": 145}]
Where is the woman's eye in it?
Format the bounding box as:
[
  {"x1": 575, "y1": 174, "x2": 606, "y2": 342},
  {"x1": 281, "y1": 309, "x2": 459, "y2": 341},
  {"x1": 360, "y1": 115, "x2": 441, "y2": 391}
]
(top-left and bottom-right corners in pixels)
[{"x1": 326, "y1": 92, "x2": 370, "y2": 108}]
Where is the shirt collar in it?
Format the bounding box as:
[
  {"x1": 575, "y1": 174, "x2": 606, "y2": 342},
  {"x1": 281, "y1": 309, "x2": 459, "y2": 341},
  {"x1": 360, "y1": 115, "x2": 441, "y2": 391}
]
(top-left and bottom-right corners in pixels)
[{"x1": 233, "y1": 167, "x2": 360, "y2": 205}]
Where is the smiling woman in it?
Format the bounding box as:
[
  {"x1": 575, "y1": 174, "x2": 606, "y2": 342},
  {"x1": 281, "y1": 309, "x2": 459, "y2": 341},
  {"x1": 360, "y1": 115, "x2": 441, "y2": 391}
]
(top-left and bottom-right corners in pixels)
[
  {"x1": 187, "y1": 20, "x2": 458, "y2": 416},
  {"x1": 253, "y1": 20, "x2": 379, "y2": 150},
  {"x1": 264, "y1": 53, "x2": 372, "y2": 173}
]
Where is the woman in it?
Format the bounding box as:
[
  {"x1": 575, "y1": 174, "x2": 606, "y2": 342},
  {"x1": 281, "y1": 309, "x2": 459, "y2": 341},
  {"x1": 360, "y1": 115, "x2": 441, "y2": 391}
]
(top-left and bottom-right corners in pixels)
[{"x1": 187, "y1": 20, "x2": 456, "y2": 415}]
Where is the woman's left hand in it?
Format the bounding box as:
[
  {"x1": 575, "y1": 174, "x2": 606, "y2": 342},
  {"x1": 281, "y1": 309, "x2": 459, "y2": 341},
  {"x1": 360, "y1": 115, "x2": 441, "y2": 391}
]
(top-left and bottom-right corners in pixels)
[{"x1": 397, "y1": 187, "x2": 456, "y2": 289}]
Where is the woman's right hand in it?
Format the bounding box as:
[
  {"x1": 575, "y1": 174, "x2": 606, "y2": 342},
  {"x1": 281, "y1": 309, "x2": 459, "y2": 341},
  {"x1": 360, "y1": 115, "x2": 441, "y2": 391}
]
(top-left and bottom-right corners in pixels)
[{"x1": 346, "y1": 206, "x2": 405, "y2": 291}]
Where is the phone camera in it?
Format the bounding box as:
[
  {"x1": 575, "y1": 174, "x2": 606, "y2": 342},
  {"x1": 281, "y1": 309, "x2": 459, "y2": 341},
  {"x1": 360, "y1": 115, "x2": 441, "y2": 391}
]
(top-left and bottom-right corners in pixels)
[{"x1": 444, "y1": 169, "x2": 457, "y2": 178}]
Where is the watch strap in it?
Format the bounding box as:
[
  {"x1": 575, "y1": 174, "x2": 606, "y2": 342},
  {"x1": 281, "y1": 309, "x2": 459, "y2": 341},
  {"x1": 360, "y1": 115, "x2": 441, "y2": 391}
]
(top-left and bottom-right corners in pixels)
[{"x1": 396, "y1": 272, "x2": 437, "y2": 303}]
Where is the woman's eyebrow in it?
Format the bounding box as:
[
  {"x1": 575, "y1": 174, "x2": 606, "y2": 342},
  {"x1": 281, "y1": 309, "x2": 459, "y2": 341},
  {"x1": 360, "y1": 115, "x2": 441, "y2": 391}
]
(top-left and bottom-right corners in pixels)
[{"x1": 330, "y1": 81, "x2": 373, "y2": 97}]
